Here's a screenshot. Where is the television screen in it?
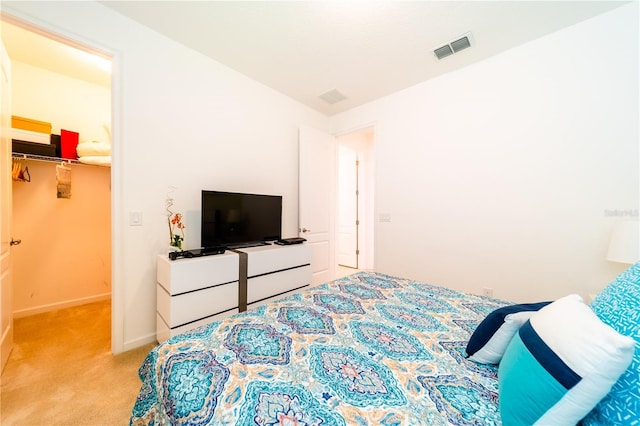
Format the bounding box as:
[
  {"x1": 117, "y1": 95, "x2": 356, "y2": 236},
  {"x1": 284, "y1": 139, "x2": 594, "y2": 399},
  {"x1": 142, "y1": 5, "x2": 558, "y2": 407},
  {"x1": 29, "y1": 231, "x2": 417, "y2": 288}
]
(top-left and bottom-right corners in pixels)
[{"x1": 201, "y1": 190, "x2": 282, "y2": 248}]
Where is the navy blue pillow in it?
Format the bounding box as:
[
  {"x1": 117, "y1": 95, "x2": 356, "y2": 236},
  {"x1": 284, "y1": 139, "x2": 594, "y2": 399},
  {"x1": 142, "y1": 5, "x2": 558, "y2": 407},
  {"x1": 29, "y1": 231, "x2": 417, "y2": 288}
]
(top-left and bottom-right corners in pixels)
[{"x1": 466, "y1": 302, "x2": 551, "y2": 364}]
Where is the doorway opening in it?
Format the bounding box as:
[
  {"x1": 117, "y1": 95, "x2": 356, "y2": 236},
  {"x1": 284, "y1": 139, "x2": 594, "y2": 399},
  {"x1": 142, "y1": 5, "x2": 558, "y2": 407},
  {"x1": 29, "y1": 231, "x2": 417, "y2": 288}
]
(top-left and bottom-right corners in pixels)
[
  {"x1": 1, "y1": 16, "x2": 113, "y2": 367},
  {"x1": 336, "y1": 126, "x2": 374, "y2": 276}
]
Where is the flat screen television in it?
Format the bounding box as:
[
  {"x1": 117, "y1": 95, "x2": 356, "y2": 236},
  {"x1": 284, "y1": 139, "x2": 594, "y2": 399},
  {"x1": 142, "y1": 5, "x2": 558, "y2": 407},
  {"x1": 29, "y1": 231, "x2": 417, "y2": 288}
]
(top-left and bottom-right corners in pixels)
[{"x1": 201, "y1": 190, "x2": 282, "y2": 249}]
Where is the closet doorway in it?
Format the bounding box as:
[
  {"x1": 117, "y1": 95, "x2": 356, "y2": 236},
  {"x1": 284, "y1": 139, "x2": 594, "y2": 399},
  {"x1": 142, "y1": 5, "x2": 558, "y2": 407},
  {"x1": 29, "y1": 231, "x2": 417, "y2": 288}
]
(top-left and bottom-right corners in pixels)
[
  {"x1": 336, "y1": 126, "x2": 375, "y2": 274},
  {"x1": 1, "y1": 18, "x2": 113, "y2": 362}
]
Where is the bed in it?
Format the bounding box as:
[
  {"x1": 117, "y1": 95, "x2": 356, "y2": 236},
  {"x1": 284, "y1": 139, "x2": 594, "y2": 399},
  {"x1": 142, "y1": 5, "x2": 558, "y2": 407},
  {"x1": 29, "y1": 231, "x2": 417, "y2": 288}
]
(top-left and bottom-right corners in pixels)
[{"x1": 130, "y1": 271, "x2": 510, "y2": 425}]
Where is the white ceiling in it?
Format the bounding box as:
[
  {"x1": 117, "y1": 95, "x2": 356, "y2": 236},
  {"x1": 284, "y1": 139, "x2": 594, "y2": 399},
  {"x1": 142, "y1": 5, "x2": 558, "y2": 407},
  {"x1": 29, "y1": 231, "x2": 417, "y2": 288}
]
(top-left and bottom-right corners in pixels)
[
  {"x1": 1, "y1": 18, "x2": 112, "y2": 88},
  {"x1": 2, "y1": 1, "x2": 628, "y2": 116}
]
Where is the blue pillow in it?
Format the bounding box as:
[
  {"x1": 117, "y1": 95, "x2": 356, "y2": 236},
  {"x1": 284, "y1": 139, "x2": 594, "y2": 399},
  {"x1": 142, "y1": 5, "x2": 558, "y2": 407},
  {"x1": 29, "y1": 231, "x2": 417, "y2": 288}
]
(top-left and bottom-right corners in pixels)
[
  {"x1": 583, "y1": 262, "x2": 640, "y2": 426},
  {"x1": 499, "y1": 294, "x2": 634, "y2": 425},
  {"x1": 466, "y1": 302, "x2": 550, "y2": 364}
]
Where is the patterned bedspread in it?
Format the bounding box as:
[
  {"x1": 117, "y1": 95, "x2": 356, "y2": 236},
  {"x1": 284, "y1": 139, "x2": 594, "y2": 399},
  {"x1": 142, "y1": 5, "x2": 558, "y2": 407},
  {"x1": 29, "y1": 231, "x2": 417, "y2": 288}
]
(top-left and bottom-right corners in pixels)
[{"x1": 131, "y1": 272, "x2": 508, "y2": 425}]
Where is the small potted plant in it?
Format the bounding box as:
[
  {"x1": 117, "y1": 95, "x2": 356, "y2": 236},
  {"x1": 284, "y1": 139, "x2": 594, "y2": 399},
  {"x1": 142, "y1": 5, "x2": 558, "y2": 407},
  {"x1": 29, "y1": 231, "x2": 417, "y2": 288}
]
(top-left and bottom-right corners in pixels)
[
  {"x1": 169, "y1": 212, "x2": 185, "y2": 250},
  {"x1": 166, "y1": 190, "x2": 185, "y2": 251}
]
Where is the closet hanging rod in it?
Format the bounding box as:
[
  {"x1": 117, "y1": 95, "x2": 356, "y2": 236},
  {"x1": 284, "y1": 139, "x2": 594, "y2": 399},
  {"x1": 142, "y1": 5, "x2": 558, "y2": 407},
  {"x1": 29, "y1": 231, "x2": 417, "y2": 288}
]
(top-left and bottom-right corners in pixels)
[{"x1": 12, "y1": 152, "x2": 80, "y2": 165}]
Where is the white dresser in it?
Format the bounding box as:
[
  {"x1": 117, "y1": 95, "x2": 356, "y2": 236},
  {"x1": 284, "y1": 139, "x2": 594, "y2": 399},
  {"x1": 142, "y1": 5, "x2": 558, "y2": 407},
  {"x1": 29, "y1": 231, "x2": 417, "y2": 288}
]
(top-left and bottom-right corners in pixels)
[{"x1": 156, "y1": 243, "x2": 312, "y2": 342}]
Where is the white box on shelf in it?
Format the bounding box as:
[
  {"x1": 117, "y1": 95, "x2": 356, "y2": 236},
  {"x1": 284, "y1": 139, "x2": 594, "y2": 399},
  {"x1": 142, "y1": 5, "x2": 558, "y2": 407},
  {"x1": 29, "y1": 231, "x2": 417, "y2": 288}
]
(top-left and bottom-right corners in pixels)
[{"x1": 11, "y1": 128, "x2": 50, "y2": 144}]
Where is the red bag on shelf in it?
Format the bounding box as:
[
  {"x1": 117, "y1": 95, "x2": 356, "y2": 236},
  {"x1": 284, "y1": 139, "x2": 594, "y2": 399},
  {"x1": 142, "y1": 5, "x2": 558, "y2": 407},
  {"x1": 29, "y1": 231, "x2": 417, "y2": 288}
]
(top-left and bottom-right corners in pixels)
[{"x1": 61, "y1": 129, "x2": 79, "y2": 159}]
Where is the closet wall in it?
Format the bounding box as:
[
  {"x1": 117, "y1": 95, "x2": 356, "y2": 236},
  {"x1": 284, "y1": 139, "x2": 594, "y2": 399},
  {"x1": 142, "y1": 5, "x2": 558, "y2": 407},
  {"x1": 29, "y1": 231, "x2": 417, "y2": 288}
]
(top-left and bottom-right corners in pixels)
[{"x1": 11, "y1": 60, "x2": 111, "y2": 317}]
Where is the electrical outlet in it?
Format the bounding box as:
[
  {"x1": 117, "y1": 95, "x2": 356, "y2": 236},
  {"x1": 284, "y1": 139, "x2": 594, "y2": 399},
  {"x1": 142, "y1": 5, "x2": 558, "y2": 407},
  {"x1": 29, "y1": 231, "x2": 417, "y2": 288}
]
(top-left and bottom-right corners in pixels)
[{"x1": 482, "y1": 287, "x2": 493, "y2": 297}]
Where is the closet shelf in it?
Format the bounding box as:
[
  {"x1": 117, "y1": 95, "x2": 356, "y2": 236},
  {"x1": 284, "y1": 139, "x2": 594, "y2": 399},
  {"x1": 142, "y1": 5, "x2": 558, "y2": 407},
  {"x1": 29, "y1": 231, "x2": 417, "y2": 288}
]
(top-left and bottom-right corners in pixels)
[{"x1": 13, "y1": 152, "x2": 81, "y2": 165}]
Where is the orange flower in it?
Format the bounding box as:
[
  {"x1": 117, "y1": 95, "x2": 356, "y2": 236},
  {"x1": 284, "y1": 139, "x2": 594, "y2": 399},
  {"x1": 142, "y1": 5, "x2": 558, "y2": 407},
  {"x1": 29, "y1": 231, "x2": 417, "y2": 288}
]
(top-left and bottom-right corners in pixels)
[{"x1": 168, "y1": 212, "x2": 186, "y2": 248}]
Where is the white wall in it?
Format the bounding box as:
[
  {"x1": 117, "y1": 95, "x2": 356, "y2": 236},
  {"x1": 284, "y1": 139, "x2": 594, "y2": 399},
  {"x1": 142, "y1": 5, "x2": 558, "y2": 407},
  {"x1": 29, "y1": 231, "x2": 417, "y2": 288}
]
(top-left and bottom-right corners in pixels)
[
  {"x1": 3, "y1": 1, "x2": 329, "y2": 351},
  {"x1": 12, "y1": 161, "x2": 111, "y2": 316},
  {"x1": 11, "y1": 62, "x2": 111, "y2": 142},
  {"x1": 331, "y1": 3, "x2": 639, "y2": 303}
]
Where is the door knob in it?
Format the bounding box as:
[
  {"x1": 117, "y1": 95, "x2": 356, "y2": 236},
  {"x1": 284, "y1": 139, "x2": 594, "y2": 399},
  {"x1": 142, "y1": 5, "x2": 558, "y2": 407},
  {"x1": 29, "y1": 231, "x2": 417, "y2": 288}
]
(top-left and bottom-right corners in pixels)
[
  {"x1": 300, "y1": 228, "x2": 311, "y2": 233},
  {"x1": 10, "y1": 238, "x2": 21, "y2": 246}
]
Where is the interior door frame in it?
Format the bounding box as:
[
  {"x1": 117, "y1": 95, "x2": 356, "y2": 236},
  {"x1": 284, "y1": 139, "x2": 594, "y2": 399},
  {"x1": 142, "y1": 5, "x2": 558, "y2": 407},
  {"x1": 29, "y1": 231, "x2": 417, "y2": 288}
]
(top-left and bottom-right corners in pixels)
[
  {"x1": 335, "y1": 123, "x2": 376, "y2": 273},
  {"x1": 336, "y1": 144, "x2": 359, "y2": 269},
  {"x1": 0, "y1": 12, "x2": 124, "y2": 354},
  {"x1": 1, "y1": 37, "x2": 13, "y2": 373}
]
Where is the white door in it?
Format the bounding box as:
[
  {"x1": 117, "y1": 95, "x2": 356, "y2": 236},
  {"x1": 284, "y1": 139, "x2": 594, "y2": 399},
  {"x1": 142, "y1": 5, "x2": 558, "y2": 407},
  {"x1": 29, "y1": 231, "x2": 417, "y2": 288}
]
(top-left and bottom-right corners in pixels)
[
  {"x1": 299, "y1": 126, "x2": 336, "y2": 285},
  {"x1": 0, "y1": 40, "x2": 13, "y2": 372},
  {"x1": 337, "y1": 145, "x2": 358, "y2": 268}
]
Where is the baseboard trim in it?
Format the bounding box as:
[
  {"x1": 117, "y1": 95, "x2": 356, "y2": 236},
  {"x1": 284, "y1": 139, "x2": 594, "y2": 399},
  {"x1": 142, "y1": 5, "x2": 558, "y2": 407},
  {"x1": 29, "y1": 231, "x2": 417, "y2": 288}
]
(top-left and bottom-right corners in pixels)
[
  {"x1": 1, "y1": 322, "x2": 13, "y2": 372},
  {"x1": 12, "y1": 293, "x2": 111, "y2": 319},
  {"x1": 123, "y1": 332, "x2": 157, "y2": 352}
]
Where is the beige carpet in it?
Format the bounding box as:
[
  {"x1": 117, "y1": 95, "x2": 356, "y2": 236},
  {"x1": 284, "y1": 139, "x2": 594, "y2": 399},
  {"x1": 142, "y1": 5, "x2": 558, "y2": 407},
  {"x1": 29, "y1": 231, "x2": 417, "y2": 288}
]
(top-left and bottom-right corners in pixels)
[{"x1": 0, "y1": 300, "x2": 156, "y2": 425}]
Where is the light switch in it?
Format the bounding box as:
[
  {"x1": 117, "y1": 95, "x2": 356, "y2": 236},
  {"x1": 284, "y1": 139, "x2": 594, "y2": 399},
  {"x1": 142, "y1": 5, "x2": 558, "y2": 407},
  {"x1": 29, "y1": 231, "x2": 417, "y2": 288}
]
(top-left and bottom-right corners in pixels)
[
  {"x1": 379, "y1": 213, "x2": 391, "y2": 223},
  {"x1": 129, "y1": 211, "x2": 143, "y2": 226}
]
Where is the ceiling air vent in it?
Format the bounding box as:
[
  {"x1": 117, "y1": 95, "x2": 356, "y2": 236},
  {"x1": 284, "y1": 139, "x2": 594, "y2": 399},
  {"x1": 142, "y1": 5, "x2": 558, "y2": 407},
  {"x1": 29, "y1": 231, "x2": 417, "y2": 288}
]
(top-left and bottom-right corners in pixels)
[
  {"x1": 434, "y1": 32, "x2": 473, "y2": 60},
  {"x1": 434, "y1": 45, "x2": 454, "y2": 60},
  {"x1": 318, "y1": 89, "x2": 347, "y2": 105},
  {"x1": 451, "y1": 35, "x2": 471, "y2": 53}
]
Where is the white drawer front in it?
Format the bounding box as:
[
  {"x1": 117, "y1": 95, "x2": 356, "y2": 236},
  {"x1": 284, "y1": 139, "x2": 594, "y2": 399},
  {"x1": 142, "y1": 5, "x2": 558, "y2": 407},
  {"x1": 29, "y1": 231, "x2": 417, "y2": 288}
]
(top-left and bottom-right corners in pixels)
[
  {"x1": 156, "y1": 312, "x2": 171, "y2": 343},
  {"x1": 157, "y1": 281, "x2": 238, "y2": 328},
  {"x1": 247, "y1": 265, "x2": 311, "y2": 304},
  {"x1": 247, "y1": 287, "x2": 309, "y2": 310},
  {"x1": 171, "y1": 310, "x2": 238, "y2": 336},
  {"x1": 244, "y1": 244, "x2": 311, "y2": 277},
  {"x1": 157, "y1": 309, "x2": 239, "y2": 343},
  {"x1": 157, "y1": 252, "x2": 239, "y2": 295}
]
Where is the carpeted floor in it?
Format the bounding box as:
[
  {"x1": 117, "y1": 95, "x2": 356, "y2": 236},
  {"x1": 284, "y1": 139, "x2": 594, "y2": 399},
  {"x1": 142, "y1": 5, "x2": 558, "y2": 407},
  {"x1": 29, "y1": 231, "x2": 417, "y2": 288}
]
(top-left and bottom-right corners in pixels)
[{"x1": 0, "y1": 300, "x2": 156, "y2": 425}]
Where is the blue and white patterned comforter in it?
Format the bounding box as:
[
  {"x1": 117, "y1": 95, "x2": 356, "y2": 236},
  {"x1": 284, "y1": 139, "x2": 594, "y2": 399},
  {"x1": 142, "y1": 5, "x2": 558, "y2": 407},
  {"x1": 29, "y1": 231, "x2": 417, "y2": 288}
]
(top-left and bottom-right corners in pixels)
[{"x1": 131, "y1": 272, "x2": 508, "y2": 425}]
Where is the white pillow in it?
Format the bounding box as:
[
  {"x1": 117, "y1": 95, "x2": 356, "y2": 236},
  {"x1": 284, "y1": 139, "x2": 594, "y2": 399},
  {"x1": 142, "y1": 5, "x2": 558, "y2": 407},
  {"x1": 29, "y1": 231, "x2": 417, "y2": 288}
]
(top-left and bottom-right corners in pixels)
[
  {"x1": 466, "y1": 301, "x2": 550, "y2": 364},
  {"x1": 499, "y1": 294, "x2": 635, "y2": 425},
  {"x1": 76, "y1": 141, "x2": 111, "y2": 157},
  {"x1": 468, "y1": 311, "x2": 534, "y2": 364},
  {"x1": 78, "y1": 155, "x2": 111, "y2": 166}
]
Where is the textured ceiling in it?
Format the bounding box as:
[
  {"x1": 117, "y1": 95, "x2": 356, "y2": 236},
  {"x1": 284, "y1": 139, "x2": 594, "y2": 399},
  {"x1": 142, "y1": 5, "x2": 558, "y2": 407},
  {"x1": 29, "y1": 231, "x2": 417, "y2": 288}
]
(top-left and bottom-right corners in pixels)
[{"x1": 2, "y1": 1, "x2": 628, "y2": 116}]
